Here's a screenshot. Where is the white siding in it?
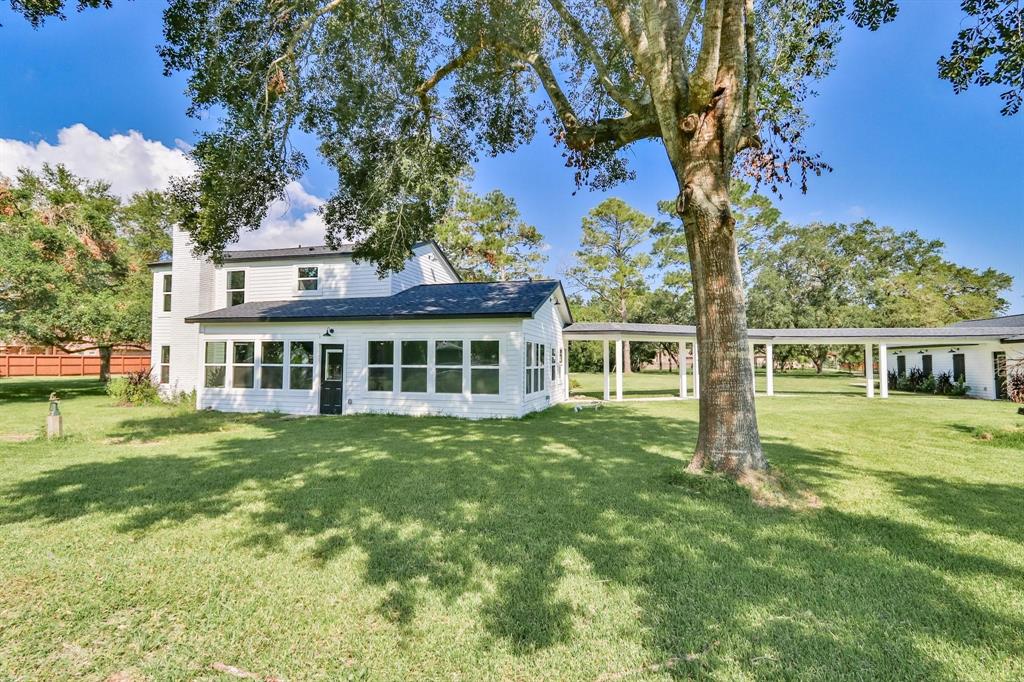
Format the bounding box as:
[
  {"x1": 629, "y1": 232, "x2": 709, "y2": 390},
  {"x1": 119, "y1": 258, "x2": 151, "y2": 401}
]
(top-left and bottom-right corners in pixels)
[
  {"x1": 212, "y1": 258, "x2": 390, "y2": 307},
  {"x1": 887, "y1": 342, "x2": 1009, "y2": 399},
  {"x1": 520, "y1": 297, "x2": 568, "y2": 415},
  {"x1": 195, "y1": 319, "x2": 528, "y2": 419},
  {"x1": 391, "y1": 243, "x2": 460, "y2": 294}
]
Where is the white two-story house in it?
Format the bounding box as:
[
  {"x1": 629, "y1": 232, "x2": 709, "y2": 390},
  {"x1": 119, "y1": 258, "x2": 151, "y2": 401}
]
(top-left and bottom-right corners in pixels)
[{"x1": 150, "y1": 229, "x2": 572, "y2": 418}]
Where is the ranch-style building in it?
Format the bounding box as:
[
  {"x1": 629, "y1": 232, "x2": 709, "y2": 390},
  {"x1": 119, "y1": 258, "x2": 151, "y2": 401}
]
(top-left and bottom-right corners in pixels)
[{"x1": 150, "y1": 230, "x2": 1024, "y2": 417}]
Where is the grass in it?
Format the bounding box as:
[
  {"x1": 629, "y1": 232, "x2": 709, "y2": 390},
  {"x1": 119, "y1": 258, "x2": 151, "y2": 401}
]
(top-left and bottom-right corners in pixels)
[
  {"x1": 1, "y1": 374, "x2": 1022, "y2": 681},
  {"x1": 571, "y1": 367, "x2": 872, "y2": 399}
]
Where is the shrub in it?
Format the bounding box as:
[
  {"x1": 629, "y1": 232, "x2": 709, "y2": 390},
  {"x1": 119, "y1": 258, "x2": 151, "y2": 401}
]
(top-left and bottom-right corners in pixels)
[
  {"x1": 950, "y1": 380, "x2": 970, "y2": 397},
  {"x1": 1007, "y1": 366, "x2": 1024, "y2": 404},
  {"x1": 887, "y1": 370, "x2": 898, "y2": 390},
  {"x1": 106, "y1": 369, "x2": 159, "y2": 405},
  {"x1": 934, "y1": 371, "x2": 954, "y2": 395}
]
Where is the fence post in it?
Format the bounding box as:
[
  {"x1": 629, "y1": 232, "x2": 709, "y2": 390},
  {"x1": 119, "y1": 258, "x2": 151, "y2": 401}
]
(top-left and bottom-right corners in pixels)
[
  {"x1": 81, "y1": 355, "x2": 86, "y2": 376},
  {"x1": 33, "y1": 355, "x2": 38, "y2": 376}
]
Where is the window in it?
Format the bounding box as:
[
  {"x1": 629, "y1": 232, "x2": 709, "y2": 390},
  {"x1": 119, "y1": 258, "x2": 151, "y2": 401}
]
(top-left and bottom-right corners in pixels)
[
  {"x1": 261, "y1": 341, "x2": 284, "y2": 389},
  {"x1": 897, "y1": 355, "x2": 906, "y2": 377},
  {"x1": 159, "y1": 345, "x2": 170, "y2": 384},
  {"x1": 368, "y1": 340, "x2": 395, "y2": 391},
  {"x1": 232, "y1": 342, "x2": 255, "y2": 388},
  {"x1": 290, "y1": 341, "x2": 314, "y2": 389},
  {"x1": 298, "y1": 266, "x2": 319, "y2": 291},
  {"x1": 204, "y1": 341, "x2": 226, "y2": 388},
  {"x1": 952, "y1": 353, "x2": 966, "y2": 383},
  {"x1": 921, "y1": 354, "x2": 933, "y2": 376},
  {"x1": 526, "y1": 342, "x2": 533, "y2": 393},
  {"x1": 162, "y1": 273, "x2": 172, "y2": 312},
  {"x1": 551, "y1": 346, "x2": 557, "y2": 381},
  {"x1": 538, "y1": 344, "x2": 545, "y2": 391},
  {"x1": 526, "y1": 342, "x2": 544, "y2": 393},
  {"x1": 471, "y1": 340, "x2": 500, "y2": 395},
  {"x1": 227, "y1": 270, "x2": 245, "y2": 306},
  {"x1": 401, "y1": 340, "x2": 428, "y2": 392},
  {"x1": 434, "y1": 340, "x2": 464, "y2": 394}
]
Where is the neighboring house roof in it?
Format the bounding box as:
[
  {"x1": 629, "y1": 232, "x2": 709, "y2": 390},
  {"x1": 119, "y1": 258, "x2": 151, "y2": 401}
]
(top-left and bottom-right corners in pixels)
[
  {"x1": 186, "y1": 280, "x2": 566, "y2": 323},
  {"x1": 951, "y1": 313, "x2": 1024, "y2": 328}
]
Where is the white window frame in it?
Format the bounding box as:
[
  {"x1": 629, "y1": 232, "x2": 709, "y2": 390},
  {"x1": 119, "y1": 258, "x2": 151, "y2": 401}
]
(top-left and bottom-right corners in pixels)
[
  {"x1": 399, "y1": 339, "x2": 429, "y2": 394},
  {"x1": 260, "y1": 340, "x2": 285, "y2": 390},
  {"x1": 470, "y1": 339, "x2": 501, "y2": 396},
  {"x1": 204, "y1": 341, "x2": 227, "y2": 388},
  {"x1": 226, "y1": 269, "x2": 246, "y2": 306},
  {"x1": 297, "y1": 266, "x2": 320, "y2": 293},
  {"x1": 288, "y1": 340, "x2": 315, "y2": 391},
  {"x1": 161, "y1": 273, "x2": 172, "y2": 313},
  {"x1": 526, "y1": 341, "x2": 545, "y2": 394},
  {"x1": 231, "y1": 341, "x2": 256, "y2": 389},
  {"x1": 159, "y1": 345, "x2": 170, "y2": 385},
  {"x1": 367, "y1": 340, "x2": 396, "y2": 393},
  {"x1": 433, "y1": 340, "x2": 465, "y2": 395}
]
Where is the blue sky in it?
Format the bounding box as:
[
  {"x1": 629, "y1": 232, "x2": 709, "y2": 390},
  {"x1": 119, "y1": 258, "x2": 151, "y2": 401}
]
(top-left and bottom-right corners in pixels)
[{"x1": 1, "y1": 0, "x2": 1021, "y2": 313}]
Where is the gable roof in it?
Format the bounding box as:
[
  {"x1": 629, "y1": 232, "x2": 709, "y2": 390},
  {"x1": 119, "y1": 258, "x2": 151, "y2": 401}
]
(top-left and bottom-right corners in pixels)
[
  {"x1": 185, "y1": 280, "x2": 566, "y2": 324},
  {"x1": 951, "y1": 313, "x2": 1024, "y2": 328}
]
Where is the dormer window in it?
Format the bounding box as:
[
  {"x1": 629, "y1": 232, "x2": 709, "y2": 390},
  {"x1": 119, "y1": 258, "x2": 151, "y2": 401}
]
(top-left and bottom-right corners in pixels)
[
  {"x1": 227, "y1": 270, "x2": 245, "y2": 306},
  {"x1": 298, "y1": 266, "x2": 319, "y2": 291}
]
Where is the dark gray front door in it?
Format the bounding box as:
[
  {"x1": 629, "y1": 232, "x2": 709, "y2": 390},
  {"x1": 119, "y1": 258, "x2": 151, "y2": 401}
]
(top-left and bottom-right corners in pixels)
[
  {"x1": 994, "y1": 352, "x2": 1007, "y2": 400},
  {"x1": 319, "y1": 344, "x2": 345, "y2": 415}
]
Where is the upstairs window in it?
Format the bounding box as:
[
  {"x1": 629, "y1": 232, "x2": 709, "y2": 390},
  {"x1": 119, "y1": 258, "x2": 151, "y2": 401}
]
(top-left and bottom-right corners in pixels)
[
  {"x1": 290, "y1": 341, "x2": 315, "y2": 389},
  {"x1": 368, "y1": 340, "x2": 395, "y2": 391},
  {"x1": 400, "y1": 340, "x2": 428, "y2": 393},
  {"x1": 471, "y1": 340, "x2": 500, "y2": 395},
  {"x1": 159, "y1": 346, "x2": 170, "y2": 385},
  {"x1": 298, "y1": 266, "x2": 319, "y2": 291},
  {"x1": 232, "y1": 342, "x2": 255, "y2": 388},
  {"x1": 227, "y1": 270, "x2": 246, "y2": 306},
  {"x1": 162, "y1": 273, "x2": 172, "y2": 312},
  {"x1": 204, "y1": 341, "x2": 226, "y2": 388}
]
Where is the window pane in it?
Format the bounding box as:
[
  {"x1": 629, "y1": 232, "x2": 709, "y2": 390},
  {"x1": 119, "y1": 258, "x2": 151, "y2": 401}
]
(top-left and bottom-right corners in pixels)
[
  {"x1": 538, "y1": 367, "x2": 544, "y2": 390},
  {"x1": 161, "y1": 346, "x2": 170, "y2": 363},
  {"x1": 471, "y1": 340, "x2": 499, "y2": 366},
  {"x1": 435, "y1": 368, "x2": 463, "y2": 393},
  {"x1": 233, "y1": 341, "x2": 254, "y2": 364},
  {"x1": 472, "y1": 368, "x2": 499, "y2": 394},
  {"x1": 261, "y1": 366, "x2": 283, "y2": 389},
  {"x1": 163, "y1": 274, "x2": 172, "y2": 292},
  {"x1": 526, "y1": 369, "x2": 533, "y2": 394},
  {"x1": 369, "y1": 340, "x2": 394, "y2": 365},
  {"x1": 401, "y1": 340, "x2": 428, "y2": 365},
  {"x1": 325, "y1": 351, "x2": 344, "y2": 380},
  {"x1": 298, "y1": 278, "x2": 319, "y2": 291},
  {"x1": 205, "y1": 342, "x2": 226, "y2": 364},
  {"x1": 298, "y1": 266, "x2": 318, "y2": 279},
  {"x1": 526, "y1": 342, "x2": 533, "y2": 365},
  {"x1": 229, "y1": 291, "x2": 245, "y2": 306},
  {"x1": 163, "y1": 293, "x2": 172, "y2": 312},
  {"x1": 205, "y1": 365, "x2": 225, "y2": 388},
  {"x1": 401, "y1": 367, "x2": 427, "y2": 392},
  {"x1": 435, "y1": 340, "x2": 463, "y2": 366},
  {"x1": 290, "y1": 366, "x2": 313, "y2": 390},
  {"x1": 228, "y1": 270, "x2": 245, "y2": 289},
  {"x1": 262, "y1": 341, "x2": 284, "y2": 365},
  {"x1": 233, "y1": 366, "x2": 254, "y2": 389},
  {"x1": 160, "y1": 365, "x2": 170, "y2": 384},
  {"x1": 290, "y1": 341, "x2": 314, "y2": 365},
  {"x1": 368, "y1": 367, "x2": 394, "y2": 391}
]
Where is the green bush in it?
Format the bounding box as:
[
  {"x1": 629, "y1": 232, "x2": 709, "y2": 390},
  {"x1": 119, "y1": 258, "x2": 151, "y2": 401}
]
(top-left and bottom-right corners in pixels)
[{"x1": 106, "y1": 370, "x2": 159, "y2": 405}]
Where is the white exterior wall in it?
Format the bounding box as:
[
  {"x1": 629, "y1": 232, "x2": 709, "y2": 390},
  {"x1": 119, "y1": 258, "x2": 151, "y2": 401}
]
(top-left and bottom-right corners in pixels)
[
  {"x1": 150, "y1": 229, "x2": 214, "y2": 396},
  {"x1": 520, "y1": 297, "x2": 569, "y2": 414},
  {"x1": 391, "y1": 243, "x2": 459, "y2": 294},
  {"x1": 212, "y1": 258, "x2": 390, "y2": 308},
  {"x1": 887, "y1": 342, "x2": 1013, "y2": 400},
  {"x1": 195, "y1": 319, "x2": 532, "y2": 418}
]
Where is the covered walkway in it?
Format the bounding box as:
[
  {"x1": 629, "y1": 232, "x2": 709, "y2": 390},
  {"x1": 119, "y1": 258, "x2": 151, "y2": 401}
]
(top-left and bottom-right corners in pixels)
[{"x1": 562, "y1": 322, "x2": 1023, "y2": 401}]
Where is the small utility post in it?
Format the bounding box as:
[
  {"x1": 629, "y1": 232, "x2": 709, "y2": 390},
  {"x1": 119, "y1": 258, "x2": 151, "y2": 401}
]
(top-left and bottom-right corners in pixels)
[{"x1": 47, "y1": 392, "x2": 63, "y2": 438}]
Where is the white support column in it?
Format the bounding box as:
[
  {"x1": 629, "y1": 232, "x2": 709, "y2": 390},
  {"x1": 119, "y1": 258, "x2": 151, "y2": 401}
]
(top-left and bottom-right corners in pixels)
[
  {"x1": 693, "y1": 342, "x2": 701, "y2": 399},
  {"x1": 750, "y1": 343, "x2": 757, "y2": 394},
  {"x1": 602, "y1": 340, "x2": 610, "y2": 401},
  {"x1": 879, "y1": 343, "x2": 889, "y2": 398},
  {"x1": 766, "y1": 343, "x2": 774, "y2": 396},
  {"x1": 865, "y1": 343, "x2": 875, "y2": 398},
  {"x1": 615, "y1": 339, "x2": 624, "y2": 401},
  {"x1": 679, "y1": 341, "x2": 687, "y2": 399}
]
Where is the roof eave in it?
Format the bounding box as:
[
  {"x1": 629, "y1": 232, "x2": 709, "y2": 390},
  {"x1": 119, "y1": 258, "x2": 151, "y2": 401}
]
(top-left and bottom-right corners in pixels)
[{"x1": 185, "y1": 311, "x2": 534, "y2": 324}]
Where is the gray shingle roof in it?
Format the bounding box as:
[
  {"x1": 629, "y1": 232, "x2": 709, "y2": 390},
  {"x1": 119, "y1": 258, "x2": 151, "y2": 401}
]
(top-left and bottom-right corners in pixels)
[
  {"x1": 951, "y1": 314, "x2": 1024, "y2": 328},
  {"x1": 186, "y1": 280, "x2": 564, "y2": 323}
]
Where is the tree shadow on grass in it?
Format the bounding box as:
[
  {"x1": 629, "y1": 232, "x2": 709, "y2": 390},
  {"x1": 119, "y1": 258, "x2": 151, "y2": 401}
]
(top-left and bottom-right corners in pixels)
[{"x1": 2, "y1": 406, "x2": 1022, "y2": 676}]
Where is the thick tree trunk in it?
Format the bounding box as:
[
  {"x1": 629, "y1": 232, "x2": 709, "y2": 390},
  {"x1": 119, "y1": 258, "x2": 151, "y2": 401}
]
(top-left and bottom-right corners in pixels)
[
  {"x1": 680, "y1": 169, "x2": 766, "y2": 473},
  {"x1": 98, "y1": 346, "x2": 112, "y2": 383}
]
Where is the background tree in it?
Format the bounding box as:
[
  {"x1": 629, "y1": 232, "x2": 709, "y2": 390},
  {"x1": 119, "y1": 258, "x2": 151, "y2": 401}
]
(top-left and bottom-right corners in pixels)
[
  {"x1": 435, "y1": 180, "x2": 547, "y2": 282},
  {"x1": 565, "y1": 198, "x2": 652, "y2": 373},
  {"x1": 0, "y1": 166, "x2": 157, "y2": 381}
]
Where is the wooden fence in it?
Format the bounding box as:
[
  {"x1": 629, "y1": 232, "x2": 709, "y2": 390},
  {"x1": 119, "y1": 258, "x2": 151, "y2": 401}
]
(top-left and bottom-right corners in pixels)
[{"x1": 0, "y1": 354, "x2": 151, "y2": 378}]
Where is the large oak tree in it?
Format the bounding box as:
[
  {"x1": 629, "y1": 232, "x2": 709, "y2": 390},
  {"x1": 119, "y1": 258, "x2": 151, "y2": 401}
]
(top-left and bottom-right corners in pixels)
[{"x1": 13, "y1": 0, "x2": 1019, "y2": 473}]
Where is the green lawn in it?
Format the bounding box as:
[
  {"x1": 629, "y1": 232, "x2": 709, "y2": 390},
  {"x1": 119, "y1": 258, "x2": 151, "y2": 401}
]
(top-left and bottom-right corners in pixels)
[
  {"x1": 571, "y1": 367, "x2": 871, "y2": 399},
  {"x1": 1, "y1": 375, "x2": 1022, "y2": 681}
]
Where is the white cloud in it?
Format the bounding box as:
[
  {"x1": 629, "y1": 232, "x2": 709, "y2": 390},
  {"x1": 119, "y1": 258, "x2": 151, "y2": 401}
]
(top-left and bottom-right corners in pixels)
[{"x1": 0, "y1": 124, "x2": 329, "y2": 249}]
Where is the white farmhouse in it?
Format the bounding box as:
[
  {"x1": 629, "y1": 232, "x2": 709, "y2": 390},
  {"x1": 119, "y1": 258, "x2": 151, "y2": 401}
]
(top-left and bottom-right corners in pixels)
[{"x1": 150, "y1": 229, "x2": 571, "y2": 418}]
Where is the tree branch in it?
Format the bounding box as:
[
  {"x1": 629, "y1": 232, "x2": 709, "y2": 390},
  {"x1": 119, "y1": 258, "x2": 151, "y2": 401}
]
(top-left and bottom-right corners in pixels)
[
  {"x1": 547, "y1": 0, "x2": 644, "y2": 116},
  {"x1": 737, "y1": 0, "x2": 761, "y2": 151},
  {"x1": 415, "y1": 40, "x2": 486, "y2": 109},
  {"x1": 690, "y1": 0, "x2": 724, "y2": 111}
]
